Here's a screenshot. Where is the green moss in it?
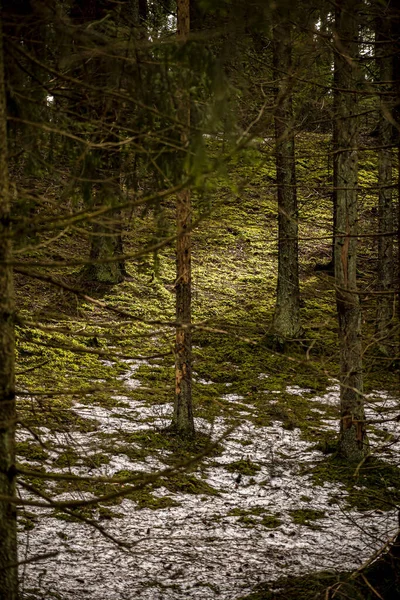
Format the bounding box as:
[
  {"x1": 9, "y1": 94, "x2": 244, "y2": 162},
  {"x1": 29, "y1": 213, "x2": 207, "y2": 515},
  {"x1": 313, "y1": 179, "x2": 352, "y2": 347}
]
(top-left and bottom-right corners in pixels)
[
  {"x1": 129, "y1": 489, "x2": 180, "y2": 510},
  {"x1": 240, "y1": 549, "x2": 400, "y2": 600},
  {"x1": 307, "y1": 456, "x2": 400, "y2": 511},
  {"x1": 289, "y1": 508, "x2": 325, "y2": 528},
  {"x1": 83, "y1": 452, "x2": 111, "y2": 469},
  {"x1": 13, "y1": 133, "x2": 400, "y2": 583},
  {"x1": 52, "y1": 448, "x2": 81, "y2": 468},
  {"x1": 224, "y1": 459, "x2": 261, "y2": 476},
  {"x1": 161, "y1": 472, "x2": 220, "y2": 496},
  {"x1": 18, "y1": 465, "x2": 49, "y2": 494},
  {"x1": 260, "y1": 515, "x2": 282, "y2": 528},
  {"x1": 18, "y1": 511, "x2": 38, "y2": 531},
  {"x1": 299, "y1": 495, "x2": 311, "y2": 502},
  {"x1": 229, "y1": 507, "x2": 281, "y2": 529},
  {"x1": 17, "y1": 441, "x2": 49, "y2": 462},
  {"x1": 52, "y1": 509, "x2": 94, "y2": 523},
  {"x1": 115, "y1": 429, "x2": 223, "y2": 465}
]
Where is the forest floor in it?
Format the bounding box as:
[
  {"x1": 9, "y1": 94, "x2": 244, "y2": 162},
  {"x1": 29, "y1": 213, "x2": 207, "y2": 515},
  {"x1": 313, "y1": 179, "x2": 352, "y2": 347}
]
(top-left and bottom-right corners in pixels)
[
  {"x1": 18, "y1": 369, "x2": 400, "y2": 600},
  {"x1": 14, "y1": 134, "x2": 400, "y2": 599}
]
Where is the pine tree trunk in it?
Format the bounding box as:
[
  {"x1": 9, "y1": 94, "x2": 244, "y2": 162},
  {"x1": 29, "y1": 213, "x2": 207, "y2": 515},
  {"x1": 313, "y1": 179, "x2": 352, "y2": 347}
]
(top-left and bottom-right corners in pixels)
[
  {"x1": 0, "y1": 11, "x2": 18, "y2": 598},
  {"x1": 332, "y1": 58, "x2": 339, "y2": 269},
  {"x1": 70, "y1": 0, "x2": 127, "y2": 286},
  {"x1": 376, "y1": 6, "x2": 394, "y2": 355},
  {"x1": 391, "y1": 0, "x2": 400, "y2": 337},
  {"x1": 334, "y1": 0, "x2": 367, "y2": 461},
  {"x1": 172, "y1": 0, "x2": 194, "y2": 437},
  {"x1": 271, "y1": 10, "x2": 301, "y2": 343}
]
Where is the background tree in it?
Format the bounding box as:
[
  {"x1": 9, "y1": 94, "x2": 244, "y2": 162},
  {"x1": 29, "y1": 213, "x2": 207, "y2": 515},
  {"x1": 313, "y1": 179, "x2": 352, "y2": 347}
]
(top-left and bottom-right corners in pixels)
[
  {"x1": 1, "y1": 0, "x2": 400, "y2": 596},
  {"x1": 271, "y1": 1, "x2": 301, "y2": 343},
  {"x1": 375, "y1": 0, "x2": 395, "y2": 356},
  {"x1": 68, "y1": 0, "x2": 128, "y2": 285},
  {"x1": 334, "y1": 0, "x2": 367, "y2": 461},
  {"x1": 172, "y1": 0, "x2": 195, "y2": 437}
]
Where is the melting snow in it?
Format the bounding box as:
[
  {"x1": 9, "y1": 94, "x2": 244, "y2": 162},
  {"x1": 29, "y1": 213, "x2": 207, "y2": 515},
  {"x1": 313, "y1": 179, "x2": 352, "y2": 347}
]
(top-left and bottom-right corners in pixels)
[{"x1": 18, "y1": 370, "x2": 400, "y2": 600}]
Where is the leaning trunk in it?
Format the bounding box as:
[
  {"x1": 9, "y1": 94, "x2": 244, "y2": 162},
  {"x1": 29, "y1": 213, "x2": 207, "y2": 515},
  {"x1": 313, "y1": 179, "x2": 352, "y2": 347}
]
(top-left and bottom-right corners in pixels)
[
  {"x1": 172, "y1": 0, "x2": 195, "y2": 437},
  {"x1": 271, "y1": 9, "x2": 301, "y2": 343},
  {"x1": 334, "y1": 0, "x2": 367, "y2": 461},
  {"x1": 0, "y1": 12, "x2": 18, "y2": 599}
]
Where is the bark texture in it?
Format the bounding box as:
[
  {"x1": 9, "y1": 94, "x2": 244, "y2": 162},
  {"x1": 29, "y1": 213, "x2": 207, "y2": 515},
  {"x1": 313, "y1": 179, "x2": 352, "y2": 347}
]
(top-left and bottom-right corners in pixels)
[
  {"x1": 334, "y1": 0, "x2": 367, "y2": 461},
  {"x1": 0, "y1": 10, "x2": 18, "y2": 598},
  {"x1": 376, "y1": 5, "x2": 394, "y2": 355},
  {"x1": 271, "y1": 10, "x2": 301, "y2": 342},
  {"x1": 331, "y1": 54, "x2": 339, "y2": 269},
  {"x1": 172, "y1": 0, "x2": 194, "y2": 437},
  {"x1": 391, "y1": 0, "x2": 400, "y2": 334},
  {"x1": 84, "y1": 155, "x2": 126, "y2": 285},
  {"x1": 70, "y1": 0, "x2": 127, "y2": 286},
  {"x1": 86, "y1": 218, "x2": 126, "y2": 285}
]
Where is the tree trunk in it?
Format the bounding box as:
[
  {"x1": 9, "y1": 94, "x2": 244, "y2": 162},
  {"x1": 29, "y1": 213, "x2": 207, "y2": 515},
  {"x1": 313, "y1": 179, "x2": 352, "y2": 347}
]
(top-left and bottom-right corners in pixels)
[
  {"x1": 331, "y1": 56, "x2": 339, "y2": 270},
  {"x1": 70, "y1": 0, "x2": 127, "y2": 286},
  {"x1": 84, "y1": 153, "x2": 126, "y2": 285},
  {"x1": 376, "y1": 5, "x2": 394, "y2": 356},
  {"x1": 334, "y1": 0, "x2": 367, "y2": 461},
  {"x1": 0, "y1": 11, "x2": 18, "y2": 599},
  {"x1": 391, "y1": 0, "x2": 400, "y2": 338},
  {"x1": 171, "y1": 0, "x2": 194, "y2": 438},
  {"x1": 271, "y1": 9, "x2": 301, "y2": 343},
  {"x1": 86, "y1": 217, "x2": 126, "y2": 285}
]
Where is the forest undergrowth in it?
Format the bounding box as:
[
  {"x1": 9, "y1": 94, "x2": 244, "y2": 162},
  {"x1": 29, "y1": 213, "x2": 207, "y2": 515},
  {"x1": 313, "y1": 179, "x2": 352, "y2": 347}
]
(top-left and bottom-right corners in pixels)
[{"x1": 15, "y1": 134, "x2": 400, "y2": 599}]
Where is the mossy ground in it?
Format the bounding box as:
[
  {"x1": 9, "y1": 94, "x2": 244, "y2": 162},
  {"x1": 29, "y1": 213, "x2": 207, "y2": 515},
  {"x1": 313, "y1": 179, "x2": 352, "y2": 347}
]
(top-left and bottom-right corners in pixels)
[
  {"x1": 306, "y1": 455, "x2": 400, "y2": 512},
  {"x1": 239, "y1": 551, "x2": 400, "y2": 600},
  {"x1": 229, "y1": 506, "x2": 282, "y2": 529},
  {"x1": 14, "y1": 133, "x2": 400, "y2": 598}
]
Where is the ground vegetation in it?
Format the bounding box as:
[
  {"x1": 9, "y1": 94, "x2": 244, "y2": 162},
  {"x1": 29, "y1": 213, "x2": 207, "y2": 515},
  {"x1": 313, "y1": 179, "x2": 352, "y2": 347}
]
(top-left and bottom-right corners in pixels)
[{"x1": 0, "y1": 0, "x2": 400, "y2": 599}]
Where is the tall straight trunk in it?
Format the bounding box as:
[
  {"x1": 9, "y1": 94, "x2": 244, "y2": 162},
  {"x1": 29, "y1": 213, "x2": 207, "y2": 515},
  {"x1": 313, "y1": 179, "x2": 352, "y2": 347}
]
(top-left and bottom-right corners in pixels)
[
  {"x1": 392, "y1": 0, "x2": 400, "y2": 334},
  {"x1": 376, "y1": 6, "x2": 394, "y2": 355},
  {"x1": 70, "y1": 0, "x2": 127, "y2": 286},
  {"x1": 0, "y1": 11, "x2": 18, "y2": 599},
  {"x1": 172, "y1": 0, "x2": 194, "y2": 437},
  {"x1": 271, "y1": 10, "x2": 301, "y2": 342},
  {"x1": 332, "y1": 57, "x2": 339, "y2": 268},
  {"x1": 334, "y1": 0, "x2": 367, "y2": 461}
]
